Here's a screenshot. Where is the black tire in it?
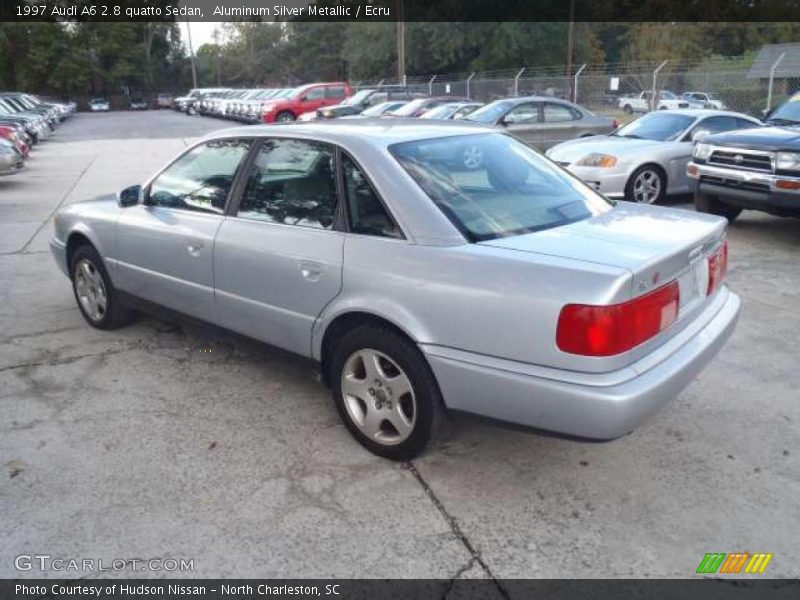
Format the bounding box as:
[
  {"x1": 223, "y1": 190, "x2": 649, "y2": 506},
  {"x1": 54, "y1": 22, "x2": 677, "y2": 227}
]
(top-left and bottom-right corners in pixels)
[
  {"x1": 275, "y1": 111, "x2": 295, "y2": 123},
  {"x1": 186, "y1": 105, "x2": 197, "y2": 116},
  {"x1": 623, "y1": 104, "x2": 633, "y2": 114},
  {"x1": 70, "y1": 244, "x2": 135, "y2": 330},
  {"x1": 694, "y1": 190, "x2": 742, "y2": 222},
  {"x1": 625, "y1": 164, "x2": 666, "y2": 204},
  {"x1": 330, "y1": 325, "x2": 446, "y2": 460}
]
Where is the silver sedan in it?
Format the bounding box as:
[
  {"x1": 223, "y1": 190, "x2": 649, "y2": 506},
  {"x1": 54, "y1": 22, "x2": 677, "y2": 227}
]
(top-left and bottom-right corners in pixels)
[
  {"x1": 50, "y1": 120, "x2": 740, "y2": 459},
  {"x1": 465, "y1": 96, "x2": 617, "y2": 150},
  {"x1": 547, "y1": 109, "x2": 761, "y2": 203}
]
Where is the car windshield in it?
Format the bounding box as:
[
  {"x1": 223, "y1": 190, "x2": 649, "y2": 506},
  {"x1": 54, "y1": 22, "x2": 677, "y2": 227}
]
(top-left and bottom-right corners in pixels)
[
  {"x1": 420, "y1": 105, "x2": 455, "y2": 119},
  {"x1": 390, "y1": 133, "x2": 611, "y2": 242},
  {"x1": 361, "y1": 102, "x2": 403, "y2": 116},
  {"x1": 342, "y1": 90, "x2": 374, "y2": 106},
  {"x1": 767, "y1": 97, "x2": 800, "y2": 124},
  {"x1": 613, "y1": 112, "x2": 694, "y2": 141},
  {"x1": 465, "y1": 100, "x2": 516, "y2": 124},
  {"x1": 391, "y1": 98, "x2": 431, "y2": 116},
  {"x1": 660, "y1": 91, "x2": 677, "y2": 99}
]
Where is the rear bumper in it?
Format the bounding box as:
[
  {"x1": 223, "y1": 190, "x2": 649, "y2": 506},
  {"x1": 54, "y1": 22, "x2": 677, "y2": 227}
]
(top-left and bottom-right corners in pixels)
[
  {"x1": 423, "y1": 287, "x2": 740, "y2": 440},
  {"x1": 689, "y1": 161, "x2": 800, "y2": 216}
]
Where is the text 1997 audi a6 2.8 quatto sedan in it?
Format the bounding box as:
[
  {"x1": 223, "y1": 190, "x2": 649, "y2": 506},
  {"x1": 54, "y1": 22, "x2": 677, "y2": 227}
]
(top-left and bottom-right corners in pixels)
[{"x1": 50, "y1": 120, "x2": 740, "y2": 459}]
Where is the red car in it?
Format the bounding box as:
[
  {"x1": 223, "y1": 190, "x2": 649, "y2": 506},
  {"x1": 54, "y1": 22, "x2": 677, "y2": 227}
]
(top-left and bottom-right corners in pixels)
[
  {"x1": 261, "y1": 82, "x2": 353, "y2": 123},
  {"x1": 0, "y1": 125, "x2": 29, "y2": 158}
]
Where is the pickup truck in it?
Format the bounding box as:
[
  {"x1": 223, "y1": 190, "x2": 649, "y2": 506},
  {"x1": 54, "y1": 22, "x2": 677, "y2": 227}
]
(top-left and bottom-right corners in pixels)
[
  {"x1": 687, "y1": 93, "x2": 800, "y2": 221},
  {"x1": 619, "y1": 91, "x2": 691, "y2": 114}
]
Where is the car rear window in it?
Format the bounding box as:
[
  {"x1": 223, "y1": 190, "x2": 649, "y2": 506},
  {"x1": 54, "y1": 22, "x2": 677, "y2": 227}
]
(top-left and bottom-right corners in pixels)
[{"x1": 390, "y1": 133, "x2": 612, "y2": 242}]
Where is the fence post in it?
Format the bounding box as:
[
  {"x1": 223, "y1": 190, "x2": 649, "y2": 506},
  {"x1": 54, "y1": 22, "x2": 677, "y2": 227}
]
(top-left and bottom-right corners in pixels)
[
  {"x1": 466, "y1": 72, "x2": 476, "y2": 100},
  {"x1": 767, "y1": 52, "x2": 786, "y2": 113},
  {"x1": 514, "y1": 68, "x2": 526, "y2": 97},
  {"x1": 428, "y1": 74, "x2": 437, "y2": 96},
  {"x1": 573, "y1": 63, "x2": 586, "y2": 103},
  {"x1": 376, "y1": 78, "x2": 385, "y2": 88},
  {"x1": 651, "y1": 60, "x2": 668, "y2": 111}
]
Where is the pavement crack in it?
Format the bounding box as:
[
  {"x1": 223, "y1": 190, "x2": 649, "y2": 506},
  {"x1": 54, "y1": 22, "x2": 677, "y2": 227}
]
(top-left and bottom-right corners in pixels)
[
  {"x1": 19, "y1": 153, "x2": 98, "y2": 253},
  {"x1": 406, "y1": 461, "x2": 510, "y2": 599}
]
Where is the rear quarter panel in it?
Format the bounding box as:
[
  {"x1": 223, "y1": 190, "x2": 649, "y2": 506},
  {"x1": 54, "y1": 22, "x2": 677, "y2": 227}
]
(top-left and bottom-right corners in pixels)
[{"x1": 314, "y1": 235, "x2": 635, "y2": 374}]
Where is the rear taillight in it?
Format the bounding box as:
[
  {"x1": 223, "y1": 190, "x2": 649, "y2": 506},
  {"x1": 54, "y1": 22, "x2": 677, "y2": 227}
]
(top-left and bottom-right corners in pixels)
[
  {"x1": 557, "y1": 281, "x2": 680, "y2": 356},
  {"x1": 707, "y1": 240, "x2": 728, "y2": 296}
]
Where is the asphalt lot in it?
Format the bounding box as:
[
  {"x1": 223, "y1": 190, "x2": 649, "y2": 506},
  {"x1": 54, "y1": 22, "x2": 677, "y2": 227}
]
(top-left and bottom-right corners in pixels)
[{"x1": 0, "y1": 111, "x2": 798, "y2": 585}]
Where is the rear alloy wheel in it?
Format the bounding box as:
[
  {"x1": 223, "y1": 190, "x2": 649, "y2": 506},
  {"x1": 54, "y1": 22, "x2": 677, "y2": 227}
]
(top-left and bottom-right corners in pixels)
[
  {"x1": 276, "y1": 111, "x2": 295, "y2": 123},
  {"x1": 71, "y1": 245, "x2": 135, "y2": 330},
  {"x1": 331, "y1": 325, "x2": 445, "y2": 460},
  {"x1": 626, "y1": 165, "x2": 665, "y2": 204},
  {"x1": 623, "y1": 104, "x2": 633, "y2": 114},
  {"x1": 694, "y1": 190, "x2": 742, "y2": 222}
]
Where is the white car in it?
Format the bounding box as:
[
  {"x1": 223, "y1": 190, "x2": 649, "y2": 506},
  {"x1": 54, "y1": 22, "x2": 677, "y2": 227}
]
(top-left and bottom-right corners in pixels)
[
  {"x1": 683, "y1": 92, "x2": 727, "y2": 110},
  {"x1": 547, "y1": 109, "x2": 761, "y2": 203},
  {"x1": 88, "y1": 98, "x2": 110, "y2": 112}
]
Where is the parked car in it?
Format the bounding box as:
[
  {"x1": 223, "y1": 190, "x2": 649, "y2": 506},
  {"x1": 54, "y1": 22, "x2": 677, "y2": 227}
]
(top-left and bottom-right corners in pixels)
[
  {"x1": 0, "y1": 97, "x2": 52, "y2": 140},
  {"x1": 1, "y1": 94, "x2": 58, "y2": 128},
  {"x1": 129, "y1": 97, "x2": 148, "y2": 110},
  {"x1": 688, "y1": 92, "x2": 800, "y2": 221},
  {"x1": 260, "y1": 82, "x2": 354, "y2": 123},
  {"x1": 309, "y1": 88, "x2": 421, "y2": 121},
  {"x1": 547, "y1": 109, "x2": 761, "y2": 203},
  {"x1": 618, "y1": 91, "x2": 690, "y2": 114},
  {"x1": 419, "y1": 102, "x2": 484, "y2": 120},
  {"x1": 0, "y1": 137, "x2": 24, "y2": 175},
  {"x1": 88, "y1": 98, "x2": 110, "y2": 112},
  {"x1": 0, "y1": 124, "x2": 30, "y2": 158},
  {"x1": 173, "y1": 88, "x2": 229, "y2": 115},
  {"x1": 50, "y1": 122, "x2": 739, "y2": 460},
  {"x1": 683, "y1": 92, "x2": 727, "y2": 110},
  {"x1": 339, "y1": 101, "x2": 409, "y2": 119},
  {"x1": 156, "y1": 93, "x2": 173, "y2": 109},
  {"x1": 387, "y1": 96, "x2": 471, "y2": 118},
  {"x1": 466, "y1": 96, "x2": 617, "y2": 150}
]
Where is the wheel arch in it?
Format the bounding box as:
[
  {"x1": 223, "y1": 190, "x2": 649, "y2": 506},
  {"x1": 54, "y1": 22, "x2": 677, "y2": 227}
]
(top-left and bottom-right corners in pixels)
[
  {"x1": 65, "y1": 227, "x2": 103, "y2": 272},
  {"x1": 316, "y1": 308, "x2": 426, "y2": 387}
]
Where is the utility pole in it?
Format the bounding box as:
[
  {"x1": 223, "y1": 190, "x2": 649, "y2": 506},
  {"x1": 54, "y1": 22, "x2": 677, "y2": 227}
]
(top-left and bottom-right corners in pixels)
[
  {"x1": 185, "y1": 20, "x2": 198, "y2": 89},
  {"x1": 212, "y1": 26, "x2": 221, "y2": 86},
  {"x1": 566, "y1": 0, "x2": 575, "y2": 97},
  {"x1": 396, "y1": 0, "x2": 405, "y2": 84}
]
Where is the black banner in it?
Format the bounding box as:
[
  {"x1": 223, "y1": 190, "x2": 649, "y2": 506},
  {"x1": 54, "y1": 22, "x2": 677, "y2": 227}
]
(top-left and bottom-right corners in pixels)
[
  {"x1": 4, "y1": 0, "x2": 800, "y2": 22},
  {"x1": 2, "y1": 579, "x2": 800, "y2": 600}
]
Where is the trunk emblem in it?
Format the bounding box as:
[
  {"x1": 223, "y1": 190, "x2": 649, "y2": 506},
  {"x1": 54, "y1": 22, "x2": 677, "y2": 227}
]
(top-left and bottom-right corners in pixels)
[{"x1": 734, "y1": 154, "x2": 744, "y2": 164}]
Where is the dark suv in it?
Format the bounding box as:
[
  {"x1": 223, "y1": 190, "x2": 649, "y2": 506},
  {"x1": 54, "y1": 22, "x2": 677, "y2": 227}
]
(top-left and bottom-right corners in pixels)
[{"x1": 688, "y1": 94, "x2": 800, "y2": 220}]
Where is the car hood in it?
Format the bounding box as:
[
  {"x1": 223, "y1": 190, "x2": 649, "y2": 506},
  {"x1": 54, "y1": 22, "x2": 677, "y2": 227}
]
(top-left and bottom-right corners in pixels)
[
  {"x1": 480, "y1": 202, "x2": 725, "y2": 273},
  {"x1": 705, "y1": 125, "x2": 797, "y2": 151},
  {"x1": 547, "y1": 136, "x2": 666, "y2": 163}
]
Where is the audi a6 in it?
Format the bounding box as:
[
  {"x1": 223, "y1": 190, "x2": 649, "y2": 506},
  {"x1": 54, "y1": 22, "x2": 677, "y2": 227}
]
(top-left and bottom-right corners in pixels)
[{"x1": 50, "y1": 120, "x2": 740, "y2": 459}]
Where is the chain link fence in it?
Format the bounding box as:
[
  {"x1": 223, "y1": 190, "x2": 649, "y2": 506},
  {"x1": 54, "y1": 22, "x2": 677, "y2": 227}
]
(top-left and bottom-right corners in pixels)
[{"x1": 355, "y1": 56, "x2": 798, "y2": 121}]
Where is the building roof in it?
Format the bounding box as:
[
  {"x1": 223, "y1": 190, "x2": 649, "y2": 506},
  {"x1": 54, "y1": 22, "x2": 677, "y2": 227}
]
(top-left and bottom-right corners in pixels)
[{"x1": 747, "y1": 43, "x2": 800, "y2": 79}]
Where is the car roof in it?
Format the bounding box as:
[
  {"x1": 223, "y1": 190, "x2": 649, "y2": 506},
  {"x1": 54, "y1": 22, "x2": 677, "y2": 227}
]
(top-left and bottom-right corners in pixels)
[
  {"x1": 207, "y1": 118, "x2": 491, "y2": 148},
  {"x1": 646, "y1": 108, "x2": 757, "y2": 119}
]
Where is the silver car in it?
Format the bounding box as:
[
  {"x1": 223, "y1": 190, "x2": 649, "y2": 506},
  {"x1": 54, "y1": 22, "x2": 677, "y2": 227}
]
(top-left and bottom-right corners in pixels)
[
  {"x1": 0, "y1": 138, "x2": 25, "y2": 175},
  {"x1": 465, "y1": 96, "x2": 617, "y2": 150},
  {"x1": 547, "y1": 110, "x2": 761, "y2": 204},
  {"x1": 50, "y1": 121, "x2": 740, "y2": 459}
]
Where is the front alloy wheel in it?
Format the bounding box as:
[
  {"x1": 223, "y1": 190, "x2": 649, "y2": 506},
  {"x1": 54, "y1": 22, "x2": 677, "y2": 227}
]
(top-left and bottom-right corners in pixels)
[
  {"x1": 74, "y1": 259, "x2": 107, "y2": 322},
  {"x1": 628, "y1": 166, "x2": 665, "y2": 204},
  {"x1": 461, "y1": 144, "x2": 484, "y2": 170}
]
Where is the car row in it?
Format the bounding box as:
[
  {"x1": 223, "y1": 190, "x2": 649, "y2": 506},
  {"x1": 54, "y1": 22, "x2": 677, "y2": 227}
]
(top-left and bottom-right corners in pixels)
[{"x1": 0, "y1": 92, "x2": 75, "y2": 176}]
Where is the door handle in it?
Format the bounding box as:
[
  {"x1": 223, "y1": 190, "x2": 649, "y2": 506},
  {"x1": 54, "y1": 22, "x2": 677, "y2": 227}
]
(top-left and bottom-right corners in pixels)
[
  {"x1": 186, "y1": 240, "x2": 203, "y2": 257},
  {"x1": 298, "y1": 260, "x2": 322, "y2": 282}
]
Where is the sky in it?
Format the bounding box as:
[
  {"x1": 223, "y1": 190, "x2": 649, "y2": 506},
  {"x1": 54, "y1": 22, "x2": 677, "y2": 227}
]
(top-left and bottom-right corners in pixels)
[{"x1": 179, "y1": 22, "x2": 226, "y2": 52}]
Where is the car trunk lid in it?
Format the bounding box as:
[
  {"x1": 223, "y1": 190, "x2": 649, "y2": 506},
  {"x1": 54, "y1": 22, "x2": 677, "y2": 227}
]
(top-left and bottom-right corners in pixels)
[{"x1": 480, "y1": 203, "x2": 727, "y2": 353}]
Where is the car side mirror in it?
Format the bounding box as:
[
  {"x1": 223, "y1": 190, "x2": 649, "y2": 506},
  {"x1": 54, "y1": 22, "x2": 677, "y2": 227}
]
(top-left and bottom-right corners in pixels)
[
  {"x1": 118, "y1": 184, "x2": 142, "y2": 208},
  {"x1": 691, "y1": 128, "x2": 711, "y2": 142}
]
